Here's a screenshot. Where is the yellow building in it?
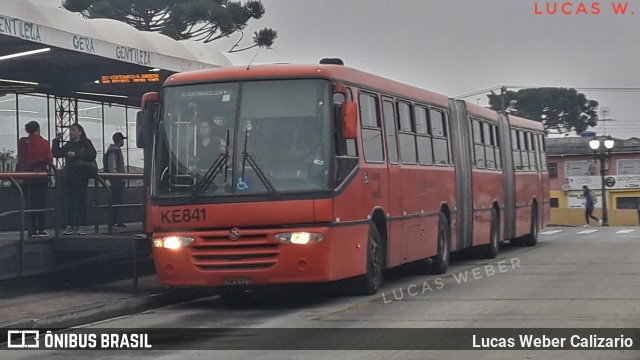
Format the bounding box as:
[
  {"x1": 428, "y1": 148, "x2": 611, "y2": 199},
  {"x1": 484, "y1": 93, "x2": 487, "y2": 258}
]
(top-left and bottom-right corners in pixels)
[{"x1": 547, "y1": 136, "x2": 640, "y2": 226}]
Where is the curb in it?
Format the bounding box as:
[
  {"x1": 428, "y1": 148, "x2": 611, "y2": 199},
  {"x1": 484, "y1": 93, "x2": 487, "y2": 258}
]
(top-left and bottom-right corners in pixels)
[{"x1": 0, "y1": 287, "x2": 213, "y2": 329}]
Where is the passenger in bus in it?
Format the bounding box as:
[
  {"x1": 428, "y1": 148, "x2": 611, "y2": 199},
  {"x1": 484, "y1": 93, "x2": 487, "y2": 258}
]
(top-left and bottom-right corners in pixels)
[
  {"x1": 193, "y1": 118, "x2": 226, "y2": 170},
  {"x1": 582, "y1": 185, "x2": 600, "y2": 227}
]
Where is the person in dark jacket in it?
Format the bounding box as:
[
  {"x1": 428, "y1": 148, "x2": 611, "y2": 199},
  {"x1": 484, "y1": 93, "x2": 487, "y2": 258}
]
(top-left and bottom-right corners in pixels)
[
  {"x1": 192, "y1": 118, "x2": 226, "y2": 170},
  {"x1": 52, "y1": 123, "x2": 97, "y2": 235},
  {"x1": 17, "y1": 121, "x2": 53, "y2": 237},
  {"x1": 582, "y1": 185, "x2": 599, "y2": 227},
  {"x1": 103, "y1": 132, "x2": 127, "y2": 227}
]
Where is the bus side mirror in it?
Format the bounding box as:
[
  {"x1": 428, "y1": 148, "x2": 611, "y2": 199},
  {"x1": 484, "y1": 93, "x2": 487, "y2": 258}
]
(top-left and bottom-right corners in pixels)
[
  {"x1": 137, "y1": 92, "x2": 159, "y2": 149},
  {"x1": 341, "y1": 101, "x2": 357, "y2": 139}
]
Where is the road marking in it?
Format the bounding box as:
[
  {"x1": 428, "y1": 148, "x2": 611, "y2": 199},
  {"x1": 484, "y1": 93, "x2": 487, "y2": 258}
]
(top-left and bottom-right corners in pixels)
[
  {"x1": 616, "y1": 229, "x2": 635, "y2": 234},
  {"x1": 540, "y1": 230, "x2": 563, "y2": 235},
  {"x1": 577, "y1": 229, "x2": 599, "y2": 234}
]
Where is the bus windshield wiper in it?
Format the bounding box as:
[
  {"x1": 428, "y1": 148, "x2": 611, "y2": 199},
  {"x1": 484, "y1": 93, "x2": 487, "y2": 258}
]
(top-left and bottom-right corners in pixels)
[
  {"x1": 240, "y1": 129, "x2": 278, "y2": 198},
  {"x1": 190, "y1": 130, "x2": 230, "y2": 199}
]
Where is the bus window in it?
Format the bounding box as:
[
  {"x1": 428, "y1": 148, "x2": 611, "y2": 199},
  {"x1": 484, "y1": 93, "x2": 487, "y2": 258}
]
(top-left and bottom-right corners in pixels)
[
  {"x1": 383, "y1": 100, "x2": 399, "y2": 164},
  {"x1": 538, "y1": 134, "x2": 548, "y2": 171},
  {"x1": 359, "y1": 93, "x2": 384, "y2": 162},
  {"x1": 512, "y1": 129, "x2": 522, "y2": 171},
  {"x1": 528, "y1": 132, "x2": 537, "y2": 171},
  {"x1": 494, "y1": 126, "x2": 502, "y2": 170},
  {"x1": 415, "y1": 106, "x2": 433, "y2": 165},
  {"x1": 397, "y1": 101, "x2": 417, "y2": 164},
  {"x1": 472, "y1": 119, "x2": 485, "y2": 169},
  {"x1": 430, "y1": 109, "x2": 449, "y2": 165},
  {"x1": 484, "y1": 123, "x2": 495, "y2": 169},
  {"x1": 519, "y1": 131, "x2": 530, "y2": 171}
]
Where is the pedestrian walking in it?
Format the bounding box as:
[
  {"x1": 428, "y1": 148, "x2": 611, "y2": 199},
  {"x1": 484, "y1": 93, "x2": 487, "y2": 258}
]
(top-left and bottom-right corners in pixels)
[{"x1": 582, "y1": 185, "x2": 599, "y2": 227}]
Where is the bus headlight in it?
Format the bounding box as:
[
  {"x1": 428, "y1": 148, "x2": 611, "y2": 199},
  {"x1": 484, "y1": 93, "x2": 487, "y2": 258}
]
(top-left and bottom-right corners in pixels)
[
  {"x1": 275, "y1": 232, "x2": 323, "y2": 244},
  {"x1": 153, "y1": 236, "x2": 194, "y2": 249}
]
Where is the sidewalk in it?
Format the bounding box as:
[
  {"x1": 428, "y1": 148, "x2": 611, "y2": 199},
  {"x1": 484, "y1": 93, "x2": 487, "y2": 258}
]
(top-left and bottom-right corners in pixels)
[{"x1": 0, "y1": 275, "x2": 211, "y2": 329}]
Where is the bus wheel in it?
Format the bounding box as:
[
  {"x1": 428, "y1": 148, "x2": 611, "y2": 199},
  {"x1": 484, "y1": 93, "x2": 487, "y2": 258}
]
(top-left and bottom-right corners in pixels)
[
  {"x1": 524, "y1": 207, "x2": 538, "y2": 247},
  {"x1": 351, "y1": 224, "x2": 384, "y2": 295},
  {"x1": 430, "y1": 213, "x2": 450, "y2": 275},
  {"x1": 480, "y1": 208, "x2": 499, "y2": 259}
]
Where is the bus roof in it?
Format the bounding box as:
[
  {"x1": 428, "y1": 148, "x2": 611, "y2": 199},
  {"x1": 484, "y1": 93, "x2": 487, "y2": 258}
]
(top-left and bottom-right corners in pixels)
[
  {"x1": 508, "y1": 114, "x2": 544, "y2": 131},
  {"x1": 164, "y1": 63, "x2": 450, "y2": 108},
  {"x1": 164, "y1": 63, "x2": 544, "y2": 132},
  {"x1": 465, "y1": 101, "x2": 500, "y2": 121},
  {"x1": 464, "y1": 100, "x2": 544, "y2": 132}
]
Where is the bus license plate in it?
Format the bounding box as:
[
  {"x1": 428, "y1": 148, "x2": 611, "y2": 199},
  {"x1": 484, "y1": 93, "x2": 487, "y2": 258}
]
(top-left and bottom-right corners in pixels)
[{"x1": 224, "y1": 279, "x2": 252, "y2": 286}]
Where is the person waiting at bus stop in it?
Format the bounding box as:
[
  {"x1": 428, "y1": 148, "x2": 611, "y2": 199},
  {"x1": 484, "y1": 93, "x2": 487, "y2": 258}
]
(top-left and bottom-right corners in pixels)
[
  {"x1": 104, "y1": 132, "x2": 127, "y2": 228},
  {"x1": 53, "y1": 123, "x2": 97, "y2": 235},
  {"x1": 16, "y1": 121, "x2": 53, "y2": 238},
  {"x1": 582, "y1": 185, "x2": 599, "y2": 227}
]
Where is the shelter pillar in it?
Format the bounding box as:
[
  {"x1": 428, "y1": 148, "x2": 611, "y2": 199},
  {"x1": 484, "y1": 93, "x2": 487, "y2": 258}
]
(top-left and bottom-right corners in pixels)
[{"x1": 54, "y1": 96, "x2": 78, "y2": 168}]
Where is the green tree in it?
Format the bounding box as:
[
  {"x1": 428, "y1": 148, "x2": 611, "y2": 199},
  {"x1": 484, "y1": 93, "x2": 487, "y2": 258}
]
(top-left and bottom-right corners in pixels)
[
  {"x1": 62, "y1": 0, "x2": 277, "y2": 52},
  {"x1": 487, "y1": 88, "x2": 599, "y2": 135},
  {"x1": 0, "y1": 148, "x2": 16, "y2": 172}
]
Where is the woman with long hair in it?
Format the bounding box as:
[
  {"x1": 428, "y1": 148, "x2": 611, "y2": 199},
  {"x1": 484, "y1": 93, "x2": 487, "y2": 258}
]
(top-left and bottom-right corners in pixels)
[{"x1": 52, "y1": 123, "x2": 97, "y2": 235}]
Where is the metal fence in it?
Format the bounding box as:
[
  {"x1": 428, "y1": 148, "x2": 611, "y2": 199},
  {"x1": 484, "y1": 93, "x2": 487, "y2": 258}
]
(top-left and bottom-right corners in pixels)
[{"x1": 0, "y1": 169, "x2": 144, "y2": 278}]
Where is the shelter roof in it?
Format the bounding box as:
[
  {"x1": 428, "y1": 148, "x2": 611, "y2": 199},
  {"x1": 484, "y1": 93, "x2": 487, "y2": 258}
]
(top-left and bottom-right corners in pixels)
[{"x1": 0, "y1": 0, "x2": 235, "y2": 106}]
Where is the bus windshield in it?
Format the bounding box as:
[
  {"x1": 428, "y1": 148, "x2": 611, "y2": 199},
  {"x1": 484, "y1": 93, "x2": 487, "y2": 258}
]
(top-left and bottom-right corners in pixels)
[{"x1": 153, "y1": 79, "x2": 332, "y2": 198}]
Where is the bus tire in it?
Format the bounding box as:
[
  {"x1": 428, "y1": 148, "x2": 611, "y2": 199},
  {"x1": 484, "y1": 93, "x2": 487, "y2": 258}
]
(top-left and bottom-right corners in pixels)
[
  {"x1": 351, "y1": 223, "x2": 384, "y2": 295},
  {"x1": 480, "y1": 208, "x2": 499, "y2": 259},
  {"x1": 524, "y1": 207, "x2": 538, "y2": 247},
  {"x1": 430, "y1": 213, "x2": 450, "y2": 275}
]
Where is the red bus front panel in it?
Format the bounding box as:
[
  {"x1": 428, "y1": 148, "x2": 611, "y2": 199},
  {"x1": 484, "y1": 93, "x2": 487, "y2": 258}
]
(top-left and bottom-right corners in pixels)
[{"x1": 152, "y1": 224, "x2": 369, "y2": 286}]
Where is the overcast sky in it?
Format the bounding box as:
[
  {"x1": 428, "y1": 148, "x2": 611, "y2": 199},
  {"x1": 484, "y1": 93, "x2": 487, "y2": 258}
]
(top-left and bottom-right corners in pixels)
[{"x1": 39, "y1": 0, "x2": 640, "y2": 138}]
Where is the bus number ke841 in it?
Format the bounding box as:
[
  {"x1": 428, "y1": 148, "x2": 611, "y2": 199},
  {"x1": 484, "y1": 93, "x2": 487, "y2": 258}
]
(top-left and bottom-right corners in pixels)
[{"x1": 160, "y1": 208, "x2": 207, "y2": 224}]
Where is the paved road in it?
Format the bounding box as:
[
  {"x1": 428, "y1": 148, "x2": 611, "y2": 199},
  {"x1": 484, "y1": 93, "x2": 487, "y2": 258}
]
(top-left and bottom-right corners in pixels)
[{"x1": 3, "y1": 226, "x2": 640, "y2": 359}]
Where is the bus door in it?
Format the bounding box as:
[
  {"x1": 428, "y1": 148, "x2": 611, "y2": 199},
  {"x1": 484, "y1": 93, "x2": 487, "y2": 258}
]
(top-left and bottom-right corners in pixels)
[{"x1": 381, "y1": 97, "x2": 408, "y2": 265}]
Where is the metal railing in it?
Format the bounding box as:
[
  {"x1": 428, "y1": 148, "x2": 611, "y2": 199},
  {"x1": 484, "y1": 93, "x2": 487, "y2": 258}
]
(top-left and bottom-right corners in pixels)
[
  {"x1": 92, "y1": 172, "x2": 145, "y2": 234},
  {"x1": 0, "y1": 165, "x2": 57, "y2": 276},
  {"x1": 0, "y1": 169, "x2": 145, "y2": 287}
]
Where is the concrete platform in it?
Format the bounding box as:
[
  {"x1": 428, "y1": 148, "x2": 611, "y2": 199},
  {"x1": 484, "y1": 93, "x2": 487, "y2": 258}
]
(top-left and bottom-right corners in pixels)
[
  {"x1": 0, "y1": 275, "x2": 211, "y2": 329},
  {"x1": 0, "y1": 222, "x2": 148, "y2": 280}
]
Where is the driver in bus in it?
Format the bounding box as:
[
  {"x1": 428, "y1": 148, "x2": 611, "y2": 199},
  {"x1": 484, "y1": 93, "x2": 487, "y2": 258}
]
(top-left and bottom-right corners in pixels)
[{"x1": 192, "y1": 118, "x2": 227, "y2": 171}]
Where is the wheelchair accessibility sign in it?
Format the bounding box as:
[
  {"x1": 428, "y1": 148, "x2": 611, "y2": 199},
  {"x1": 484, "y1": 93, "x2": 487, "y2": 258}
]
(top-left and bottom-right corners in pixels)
[{"x1": 237, "y1": 176, "x2": 252, "y2": 192}]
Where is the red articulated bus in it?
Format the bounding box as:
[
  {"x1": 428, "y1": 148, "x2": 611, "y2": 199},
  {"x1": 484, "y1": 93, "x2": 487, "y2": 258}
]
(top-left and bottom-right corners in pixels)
[{"x1": 137, "y1": 60, "x2": 549, "y2": 297}]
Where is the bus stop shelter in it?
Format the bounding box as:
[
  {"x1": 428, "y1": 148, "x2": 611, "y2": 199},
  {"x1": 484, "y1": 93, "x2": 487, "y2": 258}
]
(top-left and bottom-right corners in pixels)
[
  {"x1": 0, "y1": 0, "x2": 236, "y2": 106},
  {"x1": 0, "y1": 0, "x2": 237, "y2": 282}
]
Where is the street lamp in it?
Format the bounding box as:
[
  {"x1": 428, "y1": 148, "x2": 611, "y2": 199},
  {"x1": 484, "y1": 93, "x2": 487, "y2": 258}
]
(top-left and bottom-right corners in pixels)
[{"x1": 588, "y1": 136, "x2": 615, "y2": 226}]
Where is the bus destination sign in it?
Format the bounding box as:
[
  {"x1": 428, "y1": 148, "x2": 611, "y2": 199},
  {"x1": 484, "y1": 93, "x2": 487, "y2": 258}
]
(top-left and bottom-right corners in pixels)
[{"x1": 100, "y1": 73, "x2": 160, "y2": 84}]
